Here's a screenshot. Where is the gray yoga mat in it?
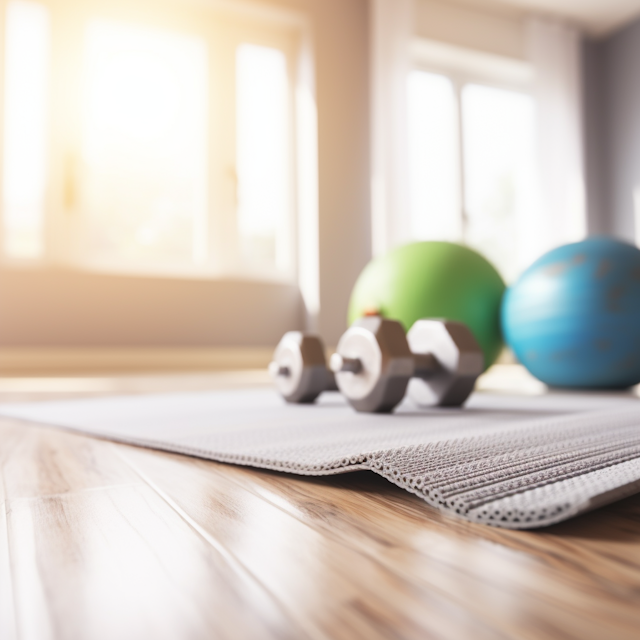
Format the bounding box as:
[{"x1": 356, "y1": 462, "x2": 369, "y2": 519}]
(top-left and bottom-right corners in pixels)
[{"x1": 3, "y1": 388, "x2": 640, "y2": 529}]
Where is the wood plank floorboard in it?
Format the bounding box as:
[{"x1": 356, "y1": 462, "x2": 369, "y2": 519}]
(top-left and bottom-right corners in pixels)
[
  {"x1": 1, "y1": 422, "x2": 310, "y2": 640},
  {"x1": 117, "y1": 444, "x2": 502, "y2": 640},
  {"x1": 118, "y1": 444, "x2": 640, "y2": 640},
  {"x1": 1, "y1": 372, "x2": 640, "y2": 639}
]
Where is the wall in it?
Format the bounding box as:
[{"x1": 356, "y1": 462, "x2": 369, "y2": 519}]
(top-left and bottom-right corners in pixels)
[
  {"x1": 414, "y1": 0, "x2": 526, "y2": 60},
  {"x1": 0, "y1": 0, "x2": 371, "y2": 349},
  {"x1": 310, "y1": 0, "x2": 371, "y2": 344},
  {"x1": 582, "y1": 38, "x2": 608, "y2": 236},
  {"x1": 583, "y1": 16, "x2": 640, "y2": 241}
]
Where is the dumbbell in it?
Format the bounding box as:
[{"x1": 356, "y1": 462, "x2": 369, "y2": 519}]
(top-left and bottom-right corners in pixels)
[
  {"x1": 329, "y1": 316, "x2": 484, "y2": 413},
  {"x1": 269, "y1": 331, "x2": 338, "y2": 403}
]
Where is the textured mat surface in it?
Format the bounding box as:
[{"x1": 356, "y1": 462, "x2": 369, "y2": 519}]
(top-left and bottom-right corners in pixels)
[{"x1": 3, "y1": 389, "x2": 640, "y2": 528}]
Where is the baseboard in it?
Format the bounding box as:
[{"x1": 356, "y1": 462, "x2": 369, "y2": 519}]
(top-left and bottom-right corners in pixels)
[{"x1": 0, "y1": 347, "x2": 275, "y2": 375}]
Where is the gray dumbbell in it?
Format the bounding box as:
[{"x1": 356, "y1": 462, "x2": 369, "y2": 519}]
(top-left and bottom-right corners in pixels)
[
  {"x1": 269, "y1": 331, "x2": 338, "y2": 403},
  {"x1": 329, "y1": 316, "x2": 484, "y2": 413}
]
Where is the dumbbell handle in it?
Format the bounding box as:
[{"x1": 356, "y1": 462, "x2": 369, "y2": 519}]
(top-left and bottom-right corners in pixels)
[
  {"x1": 329, "y1": 354, "x2": 361, "y2": 374},
  {"x1": 269, "y1": 362, "x2": 290, "y2": 378},
  {"x1": 330, "y1": 351, "x2": 441, "y2": 378},
  {"x1": 412, "y1": 352, "x2": 441, "y2": 378}
]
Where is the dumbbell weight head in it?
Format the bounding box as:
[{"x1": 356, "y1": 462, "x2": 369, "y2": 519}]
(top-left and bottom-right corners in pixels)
[
  {"x1": 330, "y1": 317, "x2": 414, "y2": 413},
  {"x1": 269, "y1": 332, "x2": 331, "y2": 403},
  {"x1": 407, "y1": 319, "x2": 484, "y2": 407}
]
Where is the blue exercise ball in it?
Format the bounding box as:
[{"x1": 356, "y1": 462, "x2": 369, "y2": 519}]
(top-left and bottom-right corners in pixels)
[{"x1": 502, "y1": 236, "x2": 640, "y2": 388}]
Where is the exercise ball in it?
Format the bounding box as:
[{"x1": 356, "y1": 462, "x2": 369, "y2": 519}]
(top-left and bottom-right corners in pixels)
[
  {"x1": 502, "y1": 236, "x2": 640, "y2": 388},
  {"x1": 348, "y1": 241, "x2": 506, "y2": 369}
]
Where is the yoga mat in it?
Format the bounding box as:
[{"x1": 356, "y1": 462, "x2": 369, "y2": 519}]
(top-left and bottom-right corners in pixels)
[{"x1": 3, "y1": 388, "x2": 640, "y2": 528}]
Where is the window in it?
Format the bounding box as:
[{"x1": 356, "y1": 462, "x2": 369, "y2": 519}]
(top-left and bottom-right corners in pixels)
[
  {"x1": 462, "y1": 84, "x2": 535, "y2": 283},
  {"x1": 81, "y1": 20, "x2": 208, "y2": 268},
  {"x1": 407, "y1": 72, "x2": 460, "y2": 242},
  {"x1": 407, "y1": 43, "x2": 536, "y2": 282},
  {"x1": 0, "y1": 0, "x2": 299, "y2": 282},
  {"x1": 2, "y1": 0, "x2": 50, "y2": 259},
  {"x1": 236, "y1": 44, "x2": 292, "y2": 273}
]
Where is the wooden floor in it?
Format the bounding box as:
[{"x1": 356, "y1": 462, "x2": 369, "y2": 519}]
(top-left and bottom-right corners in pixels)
[{"x1": 1, "y1": 371, "x2": 640, "y2": 640}]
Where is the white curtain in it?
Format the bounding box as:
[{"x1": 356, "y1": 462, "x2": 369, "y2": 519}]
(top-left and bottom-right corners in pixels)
[
  {"x1": 527, "y1": 18, "x2": 587, "y2": 261},
  {"x1": 370, "y1": 0, "x2": 414, "y2": 257}
]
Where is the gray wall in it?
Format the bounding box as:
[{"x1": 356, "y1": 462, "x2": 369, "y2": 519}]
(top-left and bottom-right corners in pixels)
[
  {"x1": 583, "y1": 17, "x2": 640, "y2": 241},
  {"x1": 582, "y1": 38, "x2": 608, "y2": 236},
  {"x1": 0, "y1": 0, "x2": 371, "y2": 348}
]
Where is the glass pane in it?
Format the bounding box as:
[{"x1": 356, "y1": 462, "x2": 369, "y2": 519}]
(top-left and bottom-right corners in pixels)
[
  {"x1": 407, "y1": 71, "x2": 461, "y2": 241},
  {"x1": 462, "y1": 84, "x2": 535, "y2": 282},
  {"x1": 2, "y1": 0, "x2": 50, "y2": 259},
  {"x1": 236, "y1": 44, "x2": 290, "y2": 272},
  {"x1": 81, "y1": 21, "x2": 208, "y2": 266}
]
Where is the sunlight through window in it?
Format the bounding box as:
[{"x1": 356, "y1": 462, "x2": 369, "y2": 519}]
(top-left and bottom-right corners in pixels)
[
  {"x1": 462, "y1": 84, "x2": 535, "y2": 282},
  {"x1": 81, "y1": 21, "x2": 208, "y2": 266},
  {"x1": 407, "y1": 71, "x2": 461, "y2": 242},
  {"x1": 236, "y1": 44, "x2": 290, "y2": 272},
  {"x1": 2, "y1": 0, "x2": 50, "y2": 259}
]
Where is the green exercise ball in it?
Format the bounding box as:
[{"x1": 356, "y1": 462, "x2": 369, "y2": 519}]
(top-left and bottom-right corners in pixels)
[{"x1": 348, "y1": 241, "x2": 506, "y2": 369}]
